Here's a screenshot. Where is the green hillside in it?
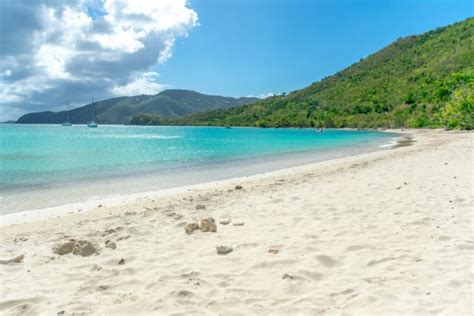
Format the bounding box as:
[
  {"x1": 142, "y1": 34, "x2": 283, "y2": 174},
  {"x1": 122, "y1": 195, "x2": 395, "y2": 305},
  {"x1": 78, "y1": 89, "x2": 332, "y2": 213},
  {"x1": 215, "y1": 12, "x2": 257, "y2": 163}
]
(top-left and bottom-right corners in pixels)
[
  {"x1": 155, "y1": 18, "x2": 473, "y2": 129},
  {"x1": 16, "y1": 90, "x2": 258, "y2": 125}
]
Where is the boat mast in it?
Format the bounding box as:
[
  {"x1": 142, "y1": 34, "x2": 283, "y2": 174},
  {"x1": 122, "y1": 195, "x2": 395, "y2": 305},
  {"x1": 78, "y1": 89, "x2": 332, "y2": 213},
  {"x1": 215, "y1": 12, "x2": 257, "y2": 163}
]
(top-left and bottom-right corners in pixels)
[{"x1": 92, "y1": 97, "x2": 97, "y2": 121}]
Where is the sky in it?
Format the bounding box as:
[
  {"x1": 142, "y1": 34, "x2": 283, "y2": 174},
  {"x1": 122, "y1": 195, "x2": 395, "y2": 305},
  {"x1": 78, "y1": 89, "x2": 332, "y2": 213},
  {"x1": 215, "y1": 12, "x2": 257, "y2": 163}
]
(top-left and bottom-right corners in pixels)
[{"x1": 0, "y1": 0, "x2": 472, "y2": 121}]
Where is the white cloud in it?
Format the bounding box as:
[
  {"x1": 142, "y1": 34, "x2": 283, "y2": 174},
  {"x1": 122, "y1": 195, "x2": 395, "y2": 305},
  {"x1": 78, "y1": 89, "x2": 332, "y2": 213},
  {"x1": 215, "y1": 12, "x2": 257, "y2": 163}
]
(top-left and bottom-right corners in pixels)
[
  {"x1": 1, "y1": 69, "x2": 12, "y2": 77},
  {"x1": 0, "y1": 0, "x2": 198, "y2": 121},
  {"x1": 35, "y1": 45, "x2": 73, "y2": 79},
  {"x1": 258, "y1": 92, "x2": 275, "y2": 99},
  {"x1": 112, "y1": 72, "x2": 168, "y2": 96},
  {"x1": 247, "y1": 92, "x2": 275, "y2": 99}
]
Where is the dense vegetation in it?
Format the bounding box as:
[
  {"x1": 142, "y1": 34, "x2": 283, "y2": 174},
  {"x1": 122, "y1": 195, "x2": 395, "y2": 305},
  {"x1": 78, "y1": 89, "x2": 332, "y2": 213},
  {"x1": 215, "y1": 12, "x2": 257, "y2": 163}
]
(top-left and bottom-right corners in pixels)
[
  {"x1": 140, "y1": 18, "x2": 473, "y2": 129},
  {"x1": 16, "y1": 90, "x2": 258, "y2": 124},
  {"x1": 129, "y1": 113, "x2": 168, "y2": 125}
]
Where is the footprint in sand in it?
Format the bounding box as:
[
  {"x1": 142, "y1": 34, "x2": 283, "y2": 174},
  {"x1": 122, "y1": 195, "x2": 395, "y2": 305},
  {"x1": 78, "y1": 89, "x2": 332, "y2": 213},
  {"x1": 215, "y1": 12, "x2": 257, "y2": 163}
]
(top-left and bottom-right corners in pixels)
[
  {"x1": 367, "y1": 256, "x2": 405, "y2": 267},
  {"x1": 448, "y1": 280, "x2": 462, "y2": 288},
  {"x1": 252, "y1": 259, "x2": 296, "y2": 269},
  {"x1": 437, "y1": 235, "x2": 451, "y2": 241},
  {"x1": 292, "y1": 216, "x2": 304, "y2": 224},
  {"x1": 298, "y1": 270, "x2": 323, "y2": 281},
  {"x1": 346, "y1": 244, "x2": 375, "y2": 251},
  {"x1": 340, "y1": 288, "x2": 355, "y2": 295},
  {"x1": 0, "y1": 297, "x2": 45, "y2": 314},
  {"x1": 457, "y1": 243, "x2": 474, "y2": 251},
  {"x1": 316, "y1": 255, "x2": 338, "y2": 268}
]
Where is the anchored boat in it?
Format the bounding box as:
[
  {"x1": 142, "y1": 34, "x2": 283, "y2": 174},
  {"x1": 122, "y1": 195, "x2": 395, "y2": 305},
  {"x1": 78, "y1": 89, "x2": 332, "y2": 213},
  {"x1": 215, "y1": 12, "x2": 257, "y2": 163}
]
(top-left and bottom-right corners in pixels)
[{"x1": 88, "y1": 97, "x2": 98, "y2": 128}]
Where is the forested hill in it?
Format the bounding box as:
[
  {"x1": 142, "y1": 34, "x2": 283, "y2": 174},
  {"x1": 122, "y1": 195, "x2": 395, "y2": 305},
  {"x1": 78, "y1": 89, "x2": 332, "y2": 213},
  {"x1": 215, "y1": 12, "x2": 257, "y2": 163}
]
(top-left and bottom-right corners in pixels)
[
  {"x1": 147, "y1": 18, "x2": 472, "y2": 129},
  {"x1": 16, "y1": 90, "x2": 258, "y2": 125}
]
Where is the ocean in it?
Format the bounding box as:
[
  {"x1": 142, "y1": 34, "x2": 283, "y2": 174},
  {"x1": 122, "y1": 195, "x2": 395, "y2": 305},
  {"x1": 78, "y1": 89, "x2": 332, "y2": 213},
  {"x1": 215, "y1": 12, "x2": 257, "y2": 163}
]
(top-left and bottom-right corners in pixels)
[{"x1": 0, "y1": 124, "x2": 399, "y2": 213}]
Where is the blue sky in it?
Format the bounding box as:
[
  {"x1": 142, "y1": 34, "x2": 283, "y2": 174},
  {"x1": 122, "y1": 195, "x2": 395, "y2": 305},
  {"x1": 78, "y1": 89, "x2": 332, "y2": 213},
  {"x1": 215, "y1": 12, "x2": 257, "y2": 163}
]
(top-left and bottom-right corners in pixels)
[
  {"x1": 160, "y1": 0, "x2": 473, "y2": 97},
  {"x1": 0, "y1": 0, "x2": 472, "y2": 120}
]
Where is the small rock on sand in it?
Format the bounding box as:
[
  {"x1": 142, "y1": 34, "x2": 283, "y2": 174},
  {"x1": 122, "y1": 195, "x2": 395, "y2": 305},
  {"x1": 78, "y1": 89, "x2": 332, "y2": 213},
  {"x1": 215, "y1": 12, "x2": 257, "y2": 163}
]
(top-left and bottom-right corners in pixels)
[
  {"x1": 105, "y1": 240, "x2": 117, "y2": 249},
  {"x1": 53, "y1": 239, "x2": 99, "y2": 257},
  {"x1": 184, "y1": 222, "x2": 200, "y2": 235},
  {"x1": 219, "y1": 218, "x2": 231, "y2": 225},
  {"x1": 216, "y1": 245, "x2": 233, "y2": 255},
  {"x1": 52, "y1": 241, "x2": 75, "y2": 255},
  {"x1": 200, "y1": 217, "x2": 217, "y2": 232},
  {"x1": 235, "y1": 185, "x2": 243, "y2": 190},
  {"x1": 282, "y1": 273, "x2": 294, "y2": 280},
  {"x1": 268, "y1": 248, "x2": 279, "y2": 255},
  {"x1": 195, "y1": 204, "x2": 206, "y2": 210},
  {"x1": 118, "y1": 258, "x2": 125, "y2": 265},
  {"x1": 233, "y1": 222, "x2": 245, "y2": 226},
  {"x1": 72, "y1": 240, "x2": 100, "y2": 257}
]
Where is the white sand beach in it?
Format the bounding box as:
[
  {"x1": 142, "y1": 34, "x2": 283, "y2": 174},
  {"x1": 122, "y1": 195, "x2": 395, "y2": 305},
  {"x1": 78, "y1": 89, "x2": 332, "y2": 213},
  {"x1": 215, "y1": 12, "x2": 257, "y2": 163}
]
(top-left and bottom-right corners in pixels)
[{"x1": 0, "y1": 129, "x2": 472, "y2": 315}]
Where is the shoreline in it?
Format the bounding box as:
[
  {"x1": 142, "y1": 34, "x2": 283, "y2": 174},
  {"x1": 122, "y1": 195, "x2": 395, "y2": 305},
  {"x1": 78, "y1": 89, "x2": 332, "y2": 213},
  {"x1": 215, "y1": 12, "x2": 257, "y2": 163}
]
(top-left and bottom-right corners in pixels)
[
  {"x1": 0, "y1": 129, "x2": 402, "y2": 218},
  {"x1": 1, "y1": 129, "x2": 471, "y2": 315}
]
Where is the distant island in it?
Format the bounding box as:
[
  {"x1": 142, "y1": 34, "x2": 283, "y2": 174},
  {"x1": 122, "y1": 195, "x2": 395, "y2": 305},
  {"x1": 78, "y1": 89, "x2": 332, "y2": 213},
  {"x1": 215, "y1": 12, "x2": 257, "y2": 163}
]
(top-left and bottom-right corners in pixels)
[
  {"x1": 16, "y1": 90, "x2": 258, "y2": 125},
  {"x1": 135, "y1": 18, "x2": 473, "y2": 129}
]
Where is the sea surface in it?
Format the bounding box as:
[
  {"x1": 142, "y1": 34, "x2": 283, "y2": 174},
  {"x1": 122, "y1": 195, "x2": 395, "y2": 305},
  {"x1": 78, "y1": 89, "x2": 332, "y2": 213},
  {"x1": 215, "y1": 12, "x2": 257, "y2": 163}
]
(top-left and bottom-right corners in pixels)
[{"x1": 0, "y1": 124, "x2": 399, "y2": 213}]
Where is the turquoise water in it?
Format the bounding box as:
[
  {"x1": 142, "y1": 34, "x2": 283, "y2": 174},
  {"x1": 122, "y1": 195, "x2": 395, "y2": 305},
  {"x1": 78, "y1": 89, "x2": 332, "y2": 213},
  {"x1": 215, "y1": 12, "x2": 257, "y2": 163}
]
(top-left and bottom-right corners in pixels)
[
  {"x1": 0, "y1": 125, "x2": 398, "y2": 212},
  {"x1": 0, "y1": 125, "x2": 397, "y2": 191}
]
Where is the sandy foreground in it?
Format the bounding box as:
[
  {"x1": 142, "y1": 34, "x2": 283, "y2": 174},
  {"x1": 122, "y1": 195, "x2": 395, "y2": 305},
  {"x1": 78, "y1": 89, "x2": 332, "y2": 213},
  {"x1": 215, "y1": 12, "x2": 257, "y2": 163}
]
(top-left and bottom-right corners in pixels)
[{"x1": 0, "y1": 129, "x2": 472, "y2": 315}]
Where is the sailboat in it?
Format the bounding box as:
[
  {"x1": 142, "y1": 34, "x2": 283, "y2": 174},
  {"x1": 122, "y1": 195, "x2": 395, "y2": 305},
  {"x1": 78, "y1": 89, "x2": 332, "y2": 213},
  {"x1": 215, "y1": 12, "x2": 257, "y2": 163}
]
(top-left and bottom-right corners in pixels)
[
  {"x1": 88, "y1": 97, "x2": 98, "y2": 128},
  {"x1": 62, "y1": 106, "x2": 72, "y2": 126}
]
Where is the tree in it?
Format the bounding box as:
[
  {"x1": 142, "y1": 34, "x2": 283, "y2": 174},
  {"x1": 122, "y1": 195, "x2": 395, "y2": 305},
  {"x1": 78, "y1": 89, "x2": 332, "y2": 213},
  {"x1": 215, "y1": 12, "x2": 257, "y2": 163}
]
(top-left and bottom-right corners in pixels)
[{"x1": 441, "y1": 86, "x2": 474, "y2": 129}]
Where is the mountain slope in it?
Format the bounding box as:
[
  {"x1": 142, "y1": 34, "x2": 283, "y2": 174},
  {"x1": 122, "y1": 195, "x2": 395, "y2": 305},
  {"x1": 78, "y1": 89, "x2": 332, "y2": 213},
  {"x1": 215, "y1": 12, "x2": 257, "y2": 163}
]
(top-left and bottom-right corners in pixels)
[
  {"x1": 162, "y1": 18, "x2": 473, "y2": 129},
  {"x1": 16, "y1": 90, "x2": 258, "y2": 125}
]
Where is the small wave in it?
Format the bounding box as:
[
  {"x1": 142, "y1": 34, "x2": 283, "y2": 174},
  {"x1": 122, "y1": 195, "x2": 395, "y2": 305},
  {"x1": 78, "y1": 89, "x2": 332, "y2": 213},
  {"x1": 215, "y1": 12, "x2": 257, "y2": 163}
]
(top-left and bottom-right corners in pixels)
[
  {"x1": 102, "y1": 134, "x2": 182, "y2": 140},
  {"x1": 379, "y1": 137, "x2": 401, "y2": 148}
]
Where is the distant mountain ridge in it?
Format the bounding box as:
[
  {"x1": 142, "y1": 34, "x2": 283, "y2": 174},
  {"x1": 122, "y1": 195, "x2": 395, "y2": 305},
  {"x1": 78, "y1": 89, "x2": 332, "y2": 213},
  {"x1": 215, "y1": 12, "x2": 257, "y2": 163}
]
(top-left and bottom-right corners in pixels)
[{"x1": 16, "y1": 90, "x2": 259, "y2": 124}]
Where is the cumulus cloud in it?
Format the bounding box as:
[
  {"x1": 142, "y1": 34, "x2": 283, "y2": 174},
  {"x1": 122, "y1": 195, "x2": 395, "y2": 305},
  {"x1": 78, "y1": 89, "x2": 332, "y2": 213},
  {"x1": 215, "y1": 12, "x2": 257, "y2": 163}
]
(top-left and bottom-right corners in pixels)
[
  {"x1": 246, "y1": 92, "x2": 275, "y2": 99},
  {"x1": 0, "y1": 0, "x2": 198, "y2": 121},
  {"x1": 258, "y1": 92, "x2": 275, "y2": 99},
  {"x1": 112, "y1": 72, "x2": 168, "y2": 96}
]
